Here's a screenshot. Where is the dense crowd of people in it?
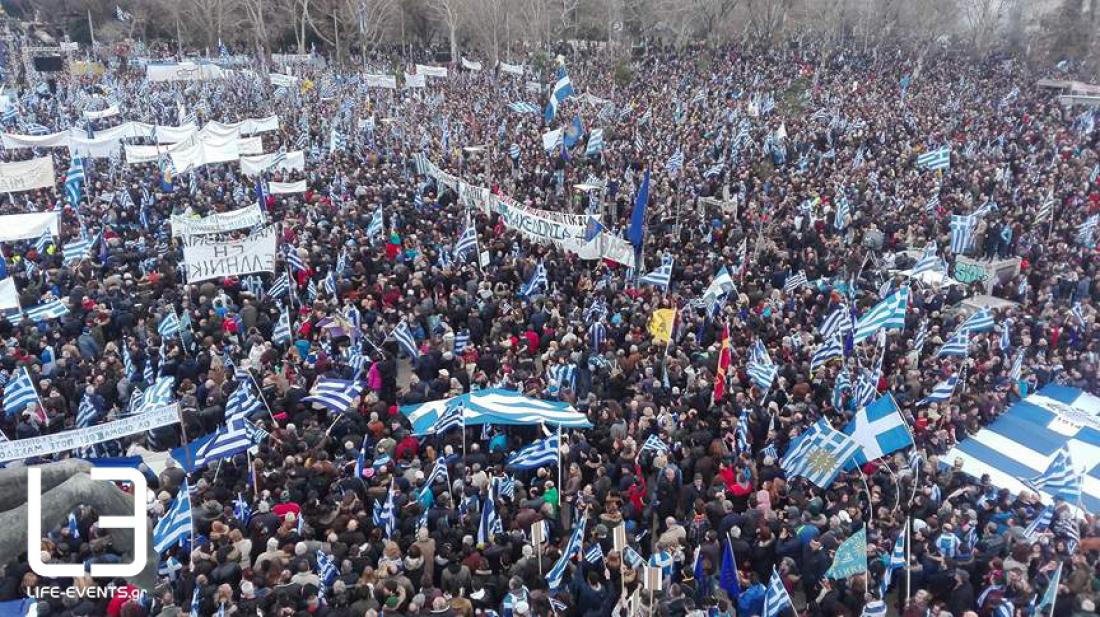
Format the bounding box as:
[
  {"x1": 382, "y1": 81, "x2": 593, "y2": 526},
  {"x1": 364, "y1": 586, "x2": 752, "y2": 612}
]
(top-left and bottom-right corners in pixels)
[{"x1": 0, "y1": 36, "x2": 1094, "y2": 617}]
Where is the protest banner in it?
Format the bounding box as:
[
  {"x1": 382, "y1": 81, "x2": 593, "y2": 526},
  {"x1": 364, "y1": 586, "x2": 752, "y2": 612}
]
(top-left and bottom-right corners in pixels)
[
  {"x1": 0, "y1": 157, "x2": 55, "y2": 192},
  {"x1": 183, "y1": 226, "x2": 278, "y2": 282},
  {"x1": 0, "y1": 404, "x2": 180, "y2": 462},
  {"x1": 172, "y1": 204, "x2": 266, "y2": 237}
]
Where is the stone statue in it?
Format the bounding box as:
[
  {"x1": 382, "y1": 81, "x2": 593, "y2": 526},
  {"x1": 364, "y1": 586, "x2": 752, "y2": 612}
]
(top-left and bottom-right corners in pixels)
[{"x1": 0, "y1": 459, "x2": 158, "y2": 590}]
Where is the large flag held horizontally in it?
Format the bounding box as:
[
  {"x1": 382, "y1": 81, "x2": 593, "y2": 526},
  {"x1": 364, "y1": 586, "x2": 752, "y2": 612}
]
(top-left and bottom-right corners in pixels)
[
  {"x1": 825, "y1": 527, "x2": 867, "y2": 579},
  {"x1": 781, "y1": 419, "x2": 860, "y2": 489},
  {"x1": 844, "y1": 393, "x2": 914, "y2": 465}
]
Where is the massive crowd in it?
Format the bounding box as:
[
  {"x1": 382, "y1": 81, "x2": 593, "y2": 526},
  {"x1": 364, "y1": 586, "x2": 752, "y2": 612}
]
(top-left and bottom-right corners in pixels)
[{"x1": 0, "y1": 37, "x2": 1094, "y2": 617}]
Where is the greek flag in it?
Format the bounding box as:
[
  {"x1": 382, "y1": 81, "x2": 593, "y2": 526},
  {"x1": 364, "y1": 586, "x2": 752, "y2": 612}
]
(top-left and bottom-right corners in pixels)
[
  {"x1": 24, "y1": 123, "x2": 50, "y2": 136},
  {"x1": 225, "y1": 381, "x2": 263, "y2": 424},
  {"x1": 303, "y1": 378, "x2": 364, "y2": 414},
  {"x1": 638, "y1": 255, "x2": 673, "y2": 289},
  {"x1": 509, "y1": 102, "x2": 540, "y2": 114},
  {"x1": 392, "y1": 321, "x2": 418, "y2": 360},
  {"x1": 950, "y1": 215, "x2": 976, "y2": 254},
  {"x1": 763, "y1": 568, "x2": 793, "y2": 617},
  {"x1": 3, "y1": 366, "x2": 39, "y2": 416},
  {"x1": 1024, "y1": 505, "x2": 1053, "y2": 540},
  {"x1": 507, "y1": 433, "x2": 560, "y2": 470},
  {"x1": 65, "y1": 156, "x2": 85, "y2": 206},
  {"x1": 588, "y1": 321, "x2": 605, "y2": 351},
  {"x1": 1079, "y1": 214, "x2": 1099, "y2": 246},
  {"x1": 1026, "y1": 446, "x2": 1081, "y2": 502},
  {"x1": 62, "y1": 236, "x2": 96, "y2": 265},
  {"x1": 477, "y1": 490, "x2": 504, "y2": 544},
  {"x1": 703, "y1": 162, "x2": 725, "y2": 178},
  {"x1": 367, "y1": 207, "x2": 384, "y2": 239},
  {"x1": 834, "y1": 196, "x2": 850, "y2": 231},
  {"x1": 543, "y1": 65, "x2": 576, "y2": 123},
  {"x1": 546, "y1": 516, "x2": 586, "y2": 589},
  {"x1": 194, "y1": 421, "x2": 256, "y2": 469},
  {"x1": 144, "y1": 376, "x2": 175, "y2": 407},
  {"x1": 747, "y1": 352, "x2": 779, "y2": 392},
  {"x1": 585, "y1": 129, "x2": 604, "y2": 156},
  {"x1": 267, "y1": 274, "x2": 290, "y2": 299},
  {"x1": 879, "y1": 520, "x2": 907, "y2": 597},
  {"x1": 233, "y1": 493, "x2": 252, "y2": 524},
  {"x1": 833, "y1": 369, "x2": 851, "y2": 410},
  {"x1": 916, "y1": 146, "x2": 950, "y2": 171},
  {"x1": 1037, "y1": 191, "x2": 1054, "y2": 223},
  {"x1": 157, "y1": 311, "x2": 180, "y2": 337},
  {"x1": 784, "y1": 271, "x2": 808, "y2": 294},
  {"x1": 422, "y1": 457, "x2": 450, "y2": 493},
  {"x1": 454, "y1": 223, "x2": 478, "y2": 260},
  {"x1": 329, "y1": 128, "x2": 347, "y2": 152},
  {"x1": 701, "y1": 266, "x2": 736, "y2": 313},
  {"x1": 781, "y1": 418, "x2": 860, "y2": 489},
  {"x1": 285, "y1": 246, "x2": 307, "y2": 272},
  {"x1": 153, "y1": 482, "x2": 192, "y2": 553},
  {"x1": 862, "y1": 601, "x2": 886, "y2": 617},
  {"x1": 641, "y1": 434, "x2": 670, "y2": 454},
  {"x1": 273, "y1": 307, "x2": 291, "y2": 344},
  {"x1": 520, "y1": 261, "x2": 548, "y2": 297},
  {"x1": 819, "y1": 305, "x2": 853, "y2": 341},
  {"x1": 918, "y1": 373, "x2": 958, "y2": 405},
  {"x1": 810, "y1": 337, "x2": 843, "y2": 373},
  {"x1": 584, "y1": 543, "x2": 604, "y2": 565},
  {"x1": 846, "y1": 394, "x2": 913, "y2": 464},
  {"x1": 510, "y1": 143, "x2": 521, "y2": 159},
  {"x1": 23, "y1": 299, "x2": 70, "y2": 322},
  {"x1": 34, "y1": 227, "x2": 53, "y2": 254},
  {"x1": 665, "y1": 151, "x2": 685, "y2": 174},
  {"x1": 959, "y1": 307, "x2": 995, "y2": 333},
  {"x1": 925, "y1": 193, "x2": 941, "y2": 211},
  {"x1": 1071, "y1": 302, "x2": 1085, "y2": 326},
  {"x1": 373, "y1": 491, "x2": 396, "y2": 538},
  {"x1": 76, "y1": 393, "x2": 99, "y2": 428},
  {"x1": 936, "y1": 331, "x2": 970, "y2": 357},
  {"x1": 432, "y1": 400, "x2": 465, "y2": 434},
  {"x1": 316, "y1": 549, "x2": 338, "y2": 586},
  {"x1": 912, "y1": 319, "x2": 929, "y2": 353},
  {"x1": 852, "y1": 286, "x2": 909, "y2": 344},
  {"x1": 911, "y1": 243, "x2": 943, "y2": 276}
]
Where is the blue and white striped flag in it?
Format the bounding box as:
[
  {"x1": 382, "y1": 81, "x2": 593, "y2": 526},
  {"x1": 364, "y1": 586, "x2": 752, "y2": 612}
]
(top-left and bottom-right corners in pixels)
[
  {"x1": 545, "y1": 516, "x2": 586, "y2": 589},
  {"x1": 367, "y1": 207, "x2": 385, "y2": 239},
  {"x1": 507, "y1": 433, "x2": 560, "y2": 470},
  {"x1": 65, "y1": 156, "x2": 85, "y2": 206},
  {"x1": 950, "y1": 215, "x2": 976, "y2": 254},
  {"x1": 918, "y1": 373, "x2": 958, "y2": 406},
  {"x1": 665, "y1": 151, "x2": 685, "y2": 174},
  {"x1": 810, "y1": 337, "x2": 843, "y2": 373},
  {"x1": 3, "y1": 366, "x2": 40, "y2": 416},
  {"x1": 392, "y1": 321, "x2": 419, "y2": 360},
  {"x1": 820, "y1": 305, "x2": 853, "y2": 341},
  {"x1": 273, "y1": 307, "x2": 292, "y2": 344},
  {"x1": 833, "y1": 196, "x2": 850, "y2": 231},
  {"x1": 853, "y1": 286, "x2": 909, "y2": 344},
  {"x1": 763, "y1": 567, "x2": 793, "y2": 617},
  {"x1": 454, "y1": 221, "x2": 478, "y2": 261},
  {"x1": 958, "y1": 307, "x2": 995, "y2": 333},
  {"x1": 519, "y1": 262, "x2": 548, "y2": 297},
  {"x1": 784, "y1": 271, "x2": 808, "y2": 294},
  {"x1": 1026, "y1": 446, "x2": 1081, "y2": 502},
  {"x1": 76, "y1": 392, "x2": 99, "y2": 428},
  {"x1": 585, "y1": 129, "x2": 604, "y2": 156},
  {"x1": 62, "y1": 236, "x2": 96, "y2": 265},
  {"x1": 781, "y1": 418, "x2": 860, "y2": 488},
  {"x1": 640, "y1": 434, "x2": 670, "y2": 454},
  {"x1": 910, "y1": 243, "x2": 943, "y2": 276},
  {"x1": 302, "y1": 378, "x2": 364, "y2": 414},
  {"x1": 638, "y1": 255, "x2": 673, "y2": 289},
  {"x1": 916, "y1": 146, "x2": 950, "y2": 171},
  {"x1": 935, "y1": 331, "x2": 970, "y2": 357},
  {"x1": 23, "y1": 299, "x2": 70, "y2": 322},
  {"x1": 584, "y1": 543, "x2": 604, "y2": 565},
  {"x1": 153, "y1": 481, "x2": 192, "y2": 553}
]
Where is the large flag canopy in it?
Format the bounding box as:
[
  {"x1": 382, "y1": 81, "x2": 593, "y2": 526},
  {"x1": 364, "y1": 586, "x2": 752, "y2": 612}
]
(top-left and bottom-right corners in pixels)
[
  {"x1": 944, "y1": 385, "x2": 1100, "y2": 513},
  {"x1": 400, "y1": 388, "x2": 591, "y2": 435}
]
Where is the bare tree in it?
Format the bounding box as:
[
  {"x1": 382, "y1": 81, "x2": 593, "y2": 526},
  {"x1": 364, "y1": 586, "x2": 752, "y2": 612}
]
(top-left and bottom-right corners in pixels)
[
  {"x1": 961, "y1": 0, "x2": 1005, "y2": 53},
  {"x1": 745, "y1": 0, "x2": 794, "y2": 45},
  {"x1": 429, "y1": 0, "x2": 464, "y2": 60}
]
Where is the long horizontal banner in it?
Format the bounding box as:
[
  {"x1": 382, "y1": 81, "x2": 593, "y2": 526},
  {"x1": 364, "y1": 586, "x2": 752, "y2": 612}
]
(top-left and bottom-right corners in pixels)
[
  {"x1": 171, "y1": 203, "x2": 265, "y2": 237},
  {"x1": 183, "y1": 225, "x2": 277, "y2": 282},
  {"x1": 239, "y1": 150, "x2": 306, "y2": 176},
  {"x1": 365, "y1": 74, "x2": 397, "y2": 89},
  {"x1": 416, "y1": 64, "x2": 448, "y2": 78},
  {"x1": 0, "y1": 404, "x2": 180, "y2": 463},
  {"x1": 0, "y1": 212, "x2": 59, "y2": 242},
  {"x1": 269, "y1": 180, "x2": 306, "y2": 194},
  {"x1": 0, "y1": 157, "x2": 55, "y2": 193},
  {"x1": 146, "y1": 62, "x2": 227, "y2": 82},
  {"x1": 83, "y1": 104, "x2": 120, "y2": 120}
]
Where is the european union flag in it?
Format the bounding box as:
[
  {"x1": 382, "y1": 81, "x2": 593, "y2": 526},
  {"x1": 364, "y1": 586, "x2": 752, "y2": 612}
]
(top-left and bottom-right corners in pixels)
[
  {"x1": 719, "y1": 539, "x2": 741, "y2": 600},
  {"x1": 628, "y1": 170, "x2": 650, "y2": 248}
]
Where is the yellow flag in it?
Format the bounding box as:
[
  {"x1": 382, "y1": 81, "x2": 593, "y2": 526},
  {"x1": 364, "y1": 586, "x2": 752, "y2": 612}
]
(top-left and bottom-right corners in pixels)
[{"x1": 648, "y1": 309, "x2": 676, "y2": 343}]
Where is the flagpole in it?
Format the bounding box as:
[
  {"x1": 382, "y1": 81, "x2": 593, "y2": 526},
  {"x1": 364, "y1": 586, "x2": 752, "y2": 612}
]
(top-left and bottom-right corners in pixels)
[
  {"x1": 244, "y1": 368, "x2": 279, "y2": 426},
  {"x1": 556, "y1": 423, "x2": 563, "y2": 509},
  {"x1": 856, "y1": 466, "x2": 874, "y2": 599},
  {"x1": 904, "y1": 516, "x2": 911, "y2": 607}
]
